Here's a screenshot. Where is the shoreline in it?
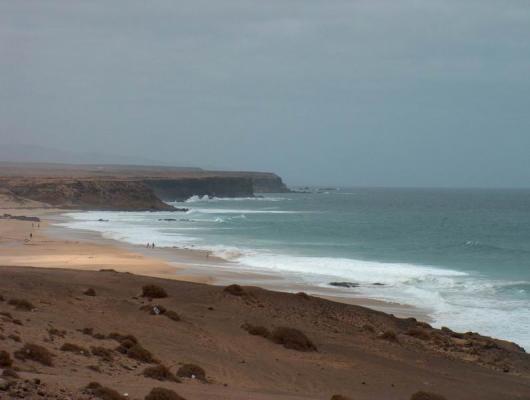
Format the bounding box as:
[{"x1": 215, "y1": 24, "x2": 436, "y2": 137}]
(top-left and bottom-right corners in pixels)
[{"x1": 0, "y1": 207, "x2": 430, "y2": 321}]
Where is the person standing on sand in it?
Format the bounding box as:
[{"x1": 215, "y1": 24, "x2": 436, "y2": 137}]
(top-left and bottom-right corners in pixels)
[
  {"x1": 152, "y1": 242, "x2": 156, "y2": 248},
  {"x1": 146, "y1": 243, "x2": 150, "y2": 248}
]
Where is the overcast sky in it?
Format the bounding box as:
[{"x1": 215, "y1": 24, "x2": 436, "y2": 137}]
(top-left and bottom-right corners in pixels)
[{"x1": 1, "y1": 1, "x2": 529, "y2": 187}]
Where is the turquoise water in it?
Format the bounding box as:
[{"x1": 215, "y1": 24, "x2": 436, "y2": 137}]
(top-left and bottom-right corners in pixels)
[{"x1": 59, "y1": 188, "x2": 530, "y2": 349}]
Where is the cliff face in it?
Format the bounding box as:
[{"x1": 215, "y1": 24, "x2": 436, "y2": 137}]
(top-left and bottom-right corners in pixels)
[
  {"x1": 5, "y1": 179, "x2": 174, "y2": 211},
  {"x1": 145, "y1": 177, "x2": 254, "y2": 202},
  {"x1": 249, "y1": 174, "x2": 290, "y2": 193},
  {"x1": 0, "y1": 164, "x2": 290, "y2": 211}
]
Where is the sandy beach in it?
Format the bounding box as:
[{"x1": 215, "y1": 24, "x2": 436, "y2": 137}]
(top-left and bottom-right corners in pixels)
[
  {"x1": 0, "y1": 207, "x2": 427, "y2": 320},
  {"x1": 2, "y1": 208, "x2": 530, "y2": 399}
]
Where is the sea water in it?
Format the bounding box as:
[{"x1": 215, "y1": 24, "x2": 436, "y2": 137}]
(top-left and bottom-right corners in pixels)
[{"x1": 58, "y1": 188, "x2": 530, "y2": 349}]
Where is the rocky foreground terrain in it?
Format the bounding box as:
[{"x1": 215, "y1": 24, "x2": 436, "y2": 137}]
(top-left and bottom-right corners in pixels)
[{"x1": 0, "y1": 266, "x2": 529, "y2": 400}]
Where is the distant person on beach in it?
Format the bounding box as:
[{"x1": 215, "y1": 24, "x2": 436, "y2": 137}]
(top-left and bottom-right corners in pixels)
[
  {"x1": 146, "y1": 243, "x2": 150, "y2": 248},
  {"x1": 152, "y1": 243, "x2": 156, "y2": 248},
  {"x1": 29, "y1": 233, "x2": 32, "y2": 239}
]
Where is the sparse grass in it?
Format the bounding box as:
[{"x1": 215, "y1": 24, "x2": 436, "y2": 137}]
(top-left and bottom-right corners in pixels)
[
  {"x1": 406, "y1": 328, "x2": 431, "y2": 341},
  {"x1": 271, "y1": 327, "x2": 317, "y2": 352},
  {"x1": 241, "y1": 323, "x2": 270, "y2": 338},
  {"x1": 410, "y1": 391, "x2": 447, "y2": 400},
  {"x1": 0, "y1": 350, "x2": 13, "y2": 367},
  {"x1": 84, "y1": 288, "x2": 96, "y2": 296},
  {"x1": 224, "y1": 284, "x2": 245, "y2": 296},
  {"x1": 91, "y1": 346, "x2": 114, "y2": 362},
  {"x1": 177, "y1": 363, "x2": 206, "y2": 382},
  {"x1": 0, "y1": 311, "x2": 13, "y2": 319},
  {"x1": 14, "y1": 343, "x2": 54, "y2": 366},
  {"x1": 60, "y1": 342, "x2": 90, "y2": 356},
  {"x1": 141, "y1": 285, "x2": 168, "y2": 299},
  {"x1": 85, "y1": 382, "x2": 125, "y2": 400},
  {"x1": 145, "y1": 387, "x2": 187, "y2": 400},
  {"x1": 378, "y1": 330, "x2": 399, "y2": 343},
  {"x1": 142, "y1": 364, "x2": 180, "y2": 382},
  {"x1": 164, "y1": 310, "x2": 180, "y2": 322},
  {"x1": 8, "y1": 298, "x2": 35, "y2": 311}
]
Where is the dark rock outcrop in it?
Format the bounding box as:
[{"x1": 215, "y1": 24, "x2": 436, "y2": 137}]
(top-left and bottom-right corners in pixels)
[{"x1": 145, "y1": 177, "x2": 254, "y2": 202}]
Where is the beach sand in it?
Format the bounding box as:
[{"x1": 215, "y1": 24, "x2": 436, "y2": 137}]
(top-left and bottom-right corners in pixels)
[
  {"x1": 0, "y1": 208, "x2": 426, "y2": 320},
  {"x1": 1, "y1": 208, "x2": 530, "y2": 399}
]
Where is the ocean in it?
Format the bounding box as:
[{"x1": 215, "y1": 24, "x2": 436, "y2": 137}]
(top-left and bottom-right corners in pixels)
[{"x1": 58, "y1": 188, "x2": 530, "y2": 349}]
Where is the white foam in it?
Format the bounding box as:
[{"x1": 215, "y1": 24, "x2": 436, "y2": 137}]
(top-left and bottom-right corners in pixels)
[
  {"x1": 185, "y1": 208, "x2": 306, "y2": 214},
  {"x1": 57, "y1": 210, "x2": 530, "y2": 349},
  {"x1": 184, "y1": 195, "x2": 289, "y2": 203}
]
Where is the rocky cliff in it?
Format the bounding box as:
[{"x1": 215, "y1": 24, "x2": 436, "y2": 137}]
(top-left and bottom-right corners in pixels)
[
  {"x1": 145, "y1": 177, "x2": 254, "y2": 201},
  {"x1": 3, "y1": 179, "x2": 174, "y2": 211},
  {"x1": 0, "y1": 164, "x2": 290, "y2": 210}
]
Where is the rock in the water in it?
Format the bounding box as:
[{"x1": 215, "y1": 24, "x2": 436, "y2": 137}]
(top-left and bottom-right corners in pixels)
[{"x1": 329, "y1": 282, "x2": 359, "y2": 288}]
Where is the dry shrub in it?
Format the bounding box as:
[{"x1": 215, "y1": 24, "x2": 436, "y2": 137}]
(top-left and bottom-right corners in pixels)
[
  {"x1": 0, "y1": 311, "x2": 12, "y2": 319},
  {"x1": 81, "y1": 327, "x2": 94, "y2": 335},
  {"x1": 8, "y1": 299, "x2": 35, "y2": 311},
  {"x1": 331, "y1": 396, "x2": 353, "y2": 400},
  {"x1": 60, "y1": 342, "x2": 89, "y2": 356},
  {"x1": 88, "y1": 364, "x2": 102, "y2": 373},
  {"x1": 416, "y1": 321, "x2": 432, "y2": 329},
  {"x1": 410, "y1": 391, "x2": 447, "y2": 400},
  {"x1": 84, "y1": 288, "x2": 96, "y2": 296},
  {"x1": 0, "y1": 294, "x2": 4, "y2": 302},
  {"x1": 91, "y1": 346, "x2": 114, "y2": 362},
  {"x1": 271, "y1": 327, "x2": 317, "y2": 352},
  {"x1": 108, "y1": 333, "x2": 138, "y2": 344},
  {"x1": 48, "y1": 328, "x2": 66, "y2": 338},
  {"x1": 14, "y1": 343, "x2": 54, "y2": 366},
  {"x1": 2, "y1": 368, "x2": 19, "y2": 379},
  {"x1": 145, "y1": 387, "x2": 187, "y2": 400},
  {"x1": 0, "y1": 350, "x2": 12, "y2": 367},
  {"x1": 362, "y1": 324, "x2": 376, "y2": 333},
  {"x1": 241, "y1": 323, "x2": 270, "y2": 339},
  {"x1": 224, "y1": 284, "x2": 245, "y2": 296},
  {"x1": 378, "y1": 330, "x2": 399, "y2": 343},
  {"x1": 117, "y1": 341, "x2": 156, "y2": 364},
  {"x1": 85, "y1": 382, "x2": 125, "y2": 400},
  {"x1": 177, "y1": 363, "x2": 206, "y2": 382},
  {"x1": 164, "y1": 310, "x2": 181, "y2": 322},
  {"x1": 141, "y1": 285, "x2": 168, "y2": 299},
  {"x1": 142, "y1": 365, "x2": 180, "y2": 382},
  {"x1": 8, "y1": 334, "x2": 21, "y2": 343},
  {"x1": 296, "y1": 292, "x2": 310, "y2": 299},
  {"x1": 406, "y1": 328, "x2": 431, "y2": 341}
]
